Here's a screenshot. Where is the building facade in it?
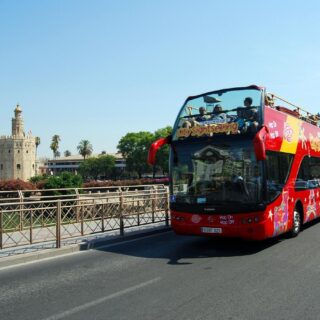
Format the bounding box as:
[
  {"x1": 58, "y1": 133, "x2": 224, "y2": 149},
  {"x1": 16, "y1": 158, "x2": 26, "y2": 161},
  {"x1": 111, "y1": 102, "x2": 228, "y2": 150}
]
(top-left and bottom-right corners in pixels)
[
  {"x1": 0, "y1": 105, "x2": 36, "y2": 180},
  {"x1": 46, "y1": 154, "x2": 126, "y2": 175}
]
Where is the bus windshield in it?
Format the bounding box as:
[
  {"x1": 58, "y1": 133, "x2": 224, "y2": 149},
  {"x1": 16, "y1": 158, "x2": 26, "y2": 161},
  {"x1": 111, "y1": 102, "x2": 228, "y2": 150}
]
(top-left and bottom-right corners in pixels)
[
  {"x1": 173, "y1": 87, "x2": 262, "y2": 141},
  {"x1": 171, "y1": 140, "x2": 263, "y2": 207}
]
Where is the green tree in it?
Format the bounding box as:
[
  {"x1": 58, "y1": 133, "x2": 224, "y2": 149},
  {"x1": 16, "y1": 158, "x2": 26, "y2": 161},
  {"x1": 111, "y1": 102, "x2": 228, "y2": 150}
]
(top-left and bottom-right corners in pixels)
[
  {"x1": 50, "y1": 135, "x2": 61, "y2": 159},
  {"x1": 77, "y1": 140, "x2": 93, "y2": 159},
  {"x1": 78, "y1": 157, "x2": 100, "y2": 180},
  {"x1": 78, "y1": 155, "x2": 116, "y2": 180},
  {"x1": 98, "y1": 155, "x2": 116, "y2": 178},
  {"x1": 117, "y1": 131, "x2": 154, "y2": 178},
  {"x1": 64, "y1": 150, "x2": 71, "y2": 157},
  {"x1": 153, "y1": 126, "x2": 172, "y2": 176}
]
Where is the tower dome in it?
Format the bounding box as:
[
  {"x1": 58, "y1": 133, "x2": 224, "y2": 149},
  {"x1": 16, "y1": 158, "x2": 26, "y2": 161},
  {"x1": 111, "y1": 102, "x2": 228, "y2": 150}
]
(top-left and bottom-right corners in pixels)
[{"x1": 14, "y1": 104, "x2": 22, "y2": 116}]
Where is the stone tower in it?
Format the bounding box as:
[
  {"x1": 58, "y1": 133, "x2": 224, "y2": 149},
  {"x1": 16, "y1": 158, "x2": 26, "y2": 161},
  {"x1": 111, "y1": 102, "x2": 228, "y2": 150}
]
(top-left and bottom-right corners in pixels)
[
  {"x1": 0, "y1": 105, "x2": 36, "y2": 181},
  {"x1": 12, "y1": 105, "x2": 24, "y2": 137}
]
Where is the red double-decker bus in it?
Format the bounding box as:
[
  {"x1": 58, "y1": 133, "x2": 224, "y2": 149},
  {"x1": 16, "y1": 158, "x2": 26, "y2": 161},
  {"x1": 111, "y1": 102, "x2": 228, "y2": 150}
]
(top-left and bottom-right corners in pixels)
[{"x1": 149, "y1": 85, "x2": 320, "y2": 240}]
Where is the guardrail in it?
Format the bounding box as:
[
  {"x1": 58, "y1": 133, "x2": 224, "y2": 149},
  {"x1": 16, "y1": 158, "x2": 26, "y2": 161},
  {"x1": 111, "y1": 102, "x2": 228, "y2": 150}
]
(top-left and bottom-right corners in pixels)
[
  {"x1": 0, "y1": 185, "x2": 170, "y2": 249},
  {"x1": 0, "y1": 184, "x2": 167, "y2": 203}
]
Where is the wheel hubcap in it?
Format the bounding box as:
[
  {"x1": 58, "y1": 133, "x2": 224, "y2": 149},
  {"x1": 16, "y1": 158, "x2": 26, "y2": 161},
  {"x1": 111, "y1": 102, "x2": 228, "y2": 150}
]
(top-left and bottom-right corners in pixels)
[{"x1": 294, "y1": 211, "x2": 300, "y2": 233}]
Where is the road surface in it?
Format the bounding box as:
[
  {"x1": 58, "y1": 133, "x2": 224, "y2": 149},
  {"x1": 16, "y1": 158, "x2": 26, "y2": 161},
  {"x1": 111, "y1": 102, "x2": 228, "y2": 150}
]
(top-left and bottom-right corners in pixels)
[{"x1": 1, "y1": 220, "x2": 320, "y2": 320}]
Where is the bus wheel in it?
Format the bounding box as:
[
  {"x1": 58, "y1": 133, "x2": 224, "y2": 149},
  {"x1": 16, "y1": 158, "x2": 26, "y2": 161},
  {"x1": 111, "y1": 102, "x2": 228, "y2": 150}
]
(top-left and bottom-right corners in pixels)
[{"x1": 290, "y1": 208, "x2": 302, "y2": 237}]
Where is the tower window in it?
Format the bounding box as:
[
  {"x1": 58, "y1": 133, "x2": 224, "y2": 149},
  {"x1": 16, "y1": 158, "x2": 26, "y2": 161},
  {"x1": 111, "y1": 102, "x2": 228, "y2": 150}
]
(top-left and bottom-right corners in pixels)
[
  {"x1": 18, "y1": 150, "x2": 20, "y2": 153},
  {"x1": 8, "y1": 150, "x2": 10, "y2": 153},
  {"x1": 0, "y1": 164, "x2": 3, "y2": 170},
  {"x1": 17, "y1": 164, "x2": 21, "y2": 170}
]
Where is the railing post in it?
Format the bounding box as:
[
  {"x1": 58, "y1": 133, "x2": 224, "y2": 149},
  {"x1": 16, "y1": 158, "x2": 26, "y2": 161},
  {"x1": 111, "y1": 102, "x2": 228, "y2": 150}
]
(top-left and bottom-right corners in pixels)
[
  {"x1": 101, "y1": 202, "x2": 105, "y2": 233},
  {"x1": 119, "y1": 191, "x2": 124, "y2": 236},
  {"x1": 30, "y1": 208, "x2": 33, "y2": 244},
  {"x1": 165, "y1": 186, "x2": 170, "y2": 226},
  {"x1": 0, "y1": 210, "x2": 3, "y2": 249},
  {"x1": 135, "y1": 189, "x2": 140, "y2": 226},
  {"x1": 80, "y1": 202, "x2": 84, "y2": 236},
  {"x1": 56, "y1": 200, "x2": 61, "y2": 248},
  {"x1": 151, "y1": 187, "x2": 155, "y2": 223},
  {"x1": 18, "y1": 190, "x2": 23, "y2": 231},
  {"x1": 137, "y1": 199, "x2": 140, "y2": 226},
  {"x1": 75, "y1": 188, "x2": 80, "y2": 223}
]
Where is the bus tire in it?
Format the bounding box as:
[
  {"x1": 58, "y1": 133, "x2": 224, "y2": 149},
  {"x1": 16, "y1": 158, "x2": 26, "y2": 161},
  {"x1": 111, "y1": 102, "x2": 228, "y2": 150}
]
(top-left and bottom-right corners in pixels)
[{"x1": 289, "y1": 207, "x2": 302, "y2": 238}]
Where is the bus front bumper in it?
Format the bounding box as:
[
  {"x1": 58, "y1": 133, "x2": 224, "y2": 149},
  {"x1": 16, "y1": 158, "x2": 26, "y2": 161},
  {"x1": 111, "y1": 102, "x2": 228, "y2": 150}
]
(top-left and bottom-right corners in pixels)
[{"x1": 171, "y1": 211, "x2": 270, "y2": 241}]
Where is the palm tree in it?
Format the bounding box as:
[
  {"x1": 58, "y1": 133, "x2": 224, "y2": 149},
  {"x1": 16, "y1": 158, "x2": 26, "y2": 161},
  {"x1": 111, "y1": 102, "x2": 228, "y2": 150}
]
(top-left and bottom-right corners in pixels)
[
  {"x1": 35, "y1": 136, "x2": 41, "y2": 151},
  {"x1": 34, "y1": 136, "x2": 41, "y2": 174},
  {"x1": 35, "y1": 136, "x2": 41, "y2": 158},
  {"x1": 50, "y1": 135, "x2": 61, "y2": 159},
  {"x1": 77, "y1": 140, "x2": 93, "y2": 159},
  {"x1": 64, "y1": 150, "x2": 71, "y2": 157}
]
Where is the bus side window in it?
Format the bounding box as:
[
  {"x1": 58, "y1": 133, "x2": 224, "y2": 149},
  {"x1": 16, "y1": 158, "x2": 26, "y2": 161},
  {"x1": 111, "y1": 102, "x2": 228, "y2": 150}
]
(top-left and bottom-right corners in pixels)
[
  {"x1": 295, "y1": 157, "x2": 310, "y2": 190},
  {"x1": 266, "y1": 151, "x2": 293, "y2": 201},
  {"x1": 295, "y1": 156, "x2": 320, "y2": 190}
]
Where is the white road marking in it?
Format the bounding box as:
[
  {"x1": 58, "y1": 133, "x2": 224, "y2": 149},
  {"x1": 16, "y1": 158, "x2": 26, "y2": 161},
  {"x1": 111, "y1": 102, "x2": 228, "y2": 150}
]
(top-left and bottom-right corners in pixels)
[{"x1": 41, "y1": 277, "x2": 161, "y2": 320}]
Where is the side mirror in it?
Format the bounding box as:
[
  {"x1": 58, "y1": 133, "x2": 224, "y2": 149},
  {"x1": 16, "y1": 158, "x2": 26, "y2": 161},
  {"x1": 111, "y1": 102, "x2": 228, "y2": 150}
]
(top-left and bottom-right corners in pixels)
[
  {"x1": 148, "y1": 135, "x2": 171, "y2": 165},
  {"x1": 253, "y1": 126, "x2": 268, "y2": 161}
]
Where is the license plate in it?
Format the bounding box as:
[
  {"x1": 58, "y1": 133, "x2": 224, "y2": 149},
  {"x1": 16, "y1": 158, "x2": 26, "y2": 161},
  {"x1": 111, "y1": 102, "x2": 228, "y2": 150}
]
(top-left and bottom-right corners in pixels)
[{"x1": 201, "y1": 227, "x2": 222, "y2": 234}]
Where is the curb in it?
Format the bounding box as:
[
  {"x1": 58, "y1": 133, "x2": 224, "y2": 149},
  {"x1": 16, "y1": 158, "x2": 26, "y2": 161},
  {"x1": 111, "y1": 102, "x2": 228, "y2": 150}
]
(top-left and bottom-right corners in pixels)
[
  {"x1": 80, "y1": 225, "x2": 171, "y2": 250},
  {"x1": 0, "y1": 226, "x2": 171, "y2": 269}
]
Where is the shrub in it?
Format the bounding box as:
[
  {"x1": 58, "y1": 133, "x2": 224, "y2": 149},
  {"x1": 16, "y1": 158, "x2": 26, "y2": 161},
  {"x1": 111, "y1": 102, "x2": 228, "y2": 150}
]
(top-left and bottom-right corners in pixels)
[
  {"x1": 43, "y1": 172, "x2": 83, "y2": 195},
  {"x1": 83, "y1": 178, "x2": 168, "y2": 188},
  {"x1": 29, "y1": 174, "x2": 48, "y2": 184},
  {"x1": 0, "y1": 179, "x2": 35, "y2": 191}
]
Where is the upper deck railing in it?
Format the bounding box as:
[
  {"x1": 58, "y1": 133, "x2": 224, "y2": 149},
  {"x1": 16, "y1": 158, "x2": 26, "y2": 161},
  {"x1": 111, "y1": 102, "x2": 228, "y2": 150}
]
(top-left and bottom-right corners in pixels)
[{"x1": 267, "y1": 92, "x2": 320, "y2": 127}]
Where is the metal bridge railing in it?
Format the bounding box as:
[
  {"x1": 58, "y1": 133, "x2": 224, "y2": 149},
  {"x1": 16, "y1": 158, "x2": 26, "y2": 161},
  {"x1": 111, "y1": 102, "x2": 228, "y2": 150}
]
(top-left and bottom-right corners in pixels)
[{"x1": 0, "y1": 185, "x2": 170, "y2": 250}]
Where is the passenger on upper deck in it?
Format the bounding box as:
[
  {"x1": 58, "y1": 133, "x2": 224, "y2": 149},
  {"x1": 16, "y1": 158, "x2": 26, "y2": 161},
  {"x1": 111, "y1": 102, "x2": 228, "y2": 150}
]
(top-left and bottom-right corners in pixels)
[
  {"x1": 181, "y1": 106, "x2": 210, "y2": 128},
  {"x1": 265, "y1": 94, "x2": 275, "y2": 107},
  {"x1": 244, "y1": 97, "x2": 253, "y2": 108},
  {"x1": 210, "y1": 104, "x2": 227, "y2": 123},
  {"x1": 242, "y1": 97, "x2": 259, "y2": 133},
  {"x1": 235, "y1": 107, "x2": 246, "y2": 133},
  {"x1": 293, "y1": 108, "x2": 301, "y2": 117},
  {"x1": 195, "y1": 107, "x2": 211, "y2": 122}
]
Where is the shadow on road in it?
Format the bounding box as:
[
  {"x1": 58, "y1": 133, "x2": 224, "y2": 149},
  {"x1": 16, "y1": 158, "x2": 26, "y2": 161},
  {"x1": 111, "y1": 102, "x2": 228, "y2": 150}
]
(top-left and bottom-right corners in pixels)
[
  {"x1": 95, "y1": 231, "x2": 282, "y2": 265},
  {"x1": 303, "y1": 217, "x2": 320, "y2": 230},
  {"x1": 94, "y1": 216, "x2": 320, "y2": 265},
  {"x1": 164, "y1": 236, "x2": 282, "y2": 265}
]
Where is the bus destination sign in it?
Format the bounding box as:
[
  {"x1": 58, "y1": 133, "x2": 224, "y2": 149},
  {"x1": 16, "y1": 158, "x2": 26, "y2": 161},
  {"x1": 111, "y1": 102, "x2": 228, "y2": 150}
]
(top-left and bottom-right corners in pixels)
[{"x1": 176, "y1": 122, "x2": 239, "y2": 139}]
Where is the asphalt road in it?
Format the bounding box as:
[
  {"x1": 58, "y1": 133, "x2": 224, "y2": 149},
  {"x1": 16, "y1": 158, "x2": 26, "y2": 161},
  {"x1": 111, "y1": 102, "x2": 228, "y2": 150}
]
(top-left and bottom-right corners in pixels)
[{"x1": 2, "y1": 220, "x2": 320, "y2": 320}]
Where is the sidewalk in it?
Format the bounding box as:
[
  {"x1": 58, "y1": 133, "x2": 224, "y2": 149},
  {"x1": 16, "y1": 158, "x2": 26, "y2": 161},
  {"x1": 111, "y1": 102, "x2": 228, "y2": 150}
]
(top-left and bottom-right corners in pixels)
[{"x1": 0, "y1": 222, "x2": 171, "y2": 269}]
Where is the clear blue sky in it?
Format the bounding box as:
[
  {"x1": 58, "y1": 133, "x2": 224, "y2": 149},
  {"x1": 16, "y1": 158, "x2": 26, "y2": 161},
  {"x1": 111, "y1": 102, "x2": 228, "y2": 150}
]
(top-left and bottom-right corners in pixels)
[{"x1": 1, "y1": 0, "x2": 320, "y2": 157}]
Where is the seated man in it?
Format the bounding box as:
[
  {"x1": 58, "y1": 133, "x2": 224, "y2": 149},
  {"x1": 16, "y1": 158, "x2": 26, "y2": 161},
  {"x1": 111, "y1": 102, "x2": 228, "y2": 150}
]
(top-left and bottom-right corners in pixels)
[
  {"x1": 210, "y1": 104, "x2": 227, "y2": 123},
  {"x1": 183, "y1": 107, "x2": 211, "y2": 127},
  {"x1": 244, "y1": 108, "x2": 259, "y2": 132},
  {"x1": 235, "y1": 97, "x2": 259, "y2": 133},
  {"x1": 195, "y1": 107, "x2": 211, "y2": 122},
  {"x1": 244, "y1": 97, "x2": 253, "y2": 108},
  {"x1": 235, "y1": 107, "x2": 247, "y2": 133}
]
